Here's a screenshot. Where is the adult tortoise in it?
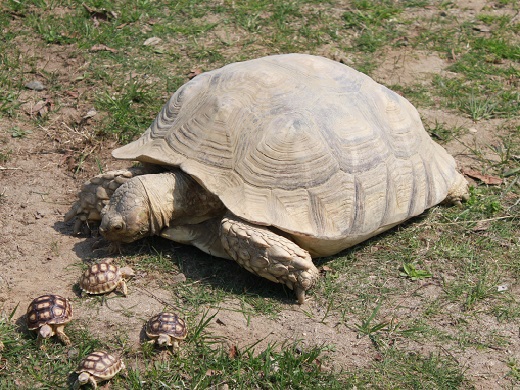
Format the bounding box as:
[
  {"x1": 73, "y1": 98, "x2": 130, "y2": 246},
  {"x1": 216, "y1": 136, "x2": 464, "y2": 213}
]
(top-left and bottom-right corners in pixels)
[{"x1": 65, "y1": 54, "x2": 468, "y2": 303}]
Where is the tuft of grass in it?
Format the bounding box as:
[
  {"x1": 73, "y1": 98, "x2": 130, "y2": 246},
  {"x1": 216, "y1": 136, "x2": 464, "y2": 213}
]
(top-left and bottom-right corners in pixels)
[
  {"x1": 352, "y1": 301, "x2": 392, "y2": 347},
  {"x1": 342, "y1": 0, "x2": 404, "y2": 53},
  {"x1": 0, "y1": 148, "x2": 11, "y2": 163},
  {"x1": 95, "y1": 78, "x2": 160, "y2": 142},
  {"x1": 351, "y1": 348, "x2": 469, "y2": 389},
  {"x1": 507, "y1": 358, "x2": 520, "y2": 384},
  {"x1": 461, "y1": 94, "x2": 497, "y2": 121},
  {"x1": 9, "y1": 127, "x2": 31, "y2": 138},
  {"x1": 424, "y1": 120, "x2": 466, "y2": 142},
  {"x1": 400, "y1": 263, "x2": 433, "y2": 280}
]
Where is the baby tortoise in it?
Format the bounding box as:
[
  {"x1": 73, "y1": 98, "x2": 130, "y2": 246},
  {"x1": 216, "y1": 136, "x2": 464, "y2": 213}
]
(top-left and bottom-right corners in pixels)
[
  {"x1": 74, "y1": 351, "x2": 124, "y2": 389},
  {"x1": 145, "y1": 312, "x2": 187, "y2": 350},
  {"x1": 26, "y1": 294, "x2": 73, "y2": 346},
  {"x1": 79, "y1": 261, "x2": 135, "y2": 296}
]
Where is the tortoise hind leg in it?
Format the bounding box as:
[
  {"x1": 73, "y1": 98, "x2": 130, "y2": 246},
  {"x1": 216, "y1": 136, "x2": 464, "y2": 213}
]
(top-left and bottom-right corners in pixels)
[
  {"x1": 219, "y1": 212, "x2": 319, "y2": 304},
  {"x1": 444, "y1": 173, "x2": 470, "y2": 206}
]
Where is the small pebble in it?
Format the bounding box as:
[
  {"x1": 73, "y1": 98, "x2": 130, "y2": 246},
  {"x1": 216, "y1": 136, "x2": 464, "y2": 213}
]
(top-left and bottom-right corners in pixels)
[
  {"x1": 143, "y1": 37, "x2": 162, "y2": 46},
  {"x1": 82, "y1": 109, "x2": 97, "y2": 119},
  {"x1": 67, "y1": 348, "x2": 79, "y2": 359},
  {"x1": 25, "y1": 80, "x2": 45, "y2": 91},
  {"x1": 172, "y1": 273, "x2": 187, "y2": 284}
]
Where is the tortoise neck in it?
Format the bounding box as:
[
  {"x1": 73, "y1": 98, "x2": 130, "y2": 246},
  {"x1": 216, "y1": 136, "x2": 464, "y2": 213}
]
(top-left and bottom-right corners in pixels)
[
  {"x1": 137, "y1": 170, "x2": 223, "y2": 235},
  {"x1": 136, "y1": 173, "x2": 177, "y2": 236}
]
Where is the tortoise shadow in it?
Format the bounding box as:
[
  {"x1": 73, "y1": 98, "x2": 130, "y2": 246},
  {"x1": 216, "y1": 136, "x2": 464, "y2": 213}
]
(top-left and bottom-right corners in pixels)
[
  {"x1": 55, "y1": 210, "x2": 433, "y2": 304},
  {"x1": 56, "y1": 218, "x2": 294, "y2": 303},
  {"x1": 14, "y1": 313, "x2": 32, "y2": 340}
]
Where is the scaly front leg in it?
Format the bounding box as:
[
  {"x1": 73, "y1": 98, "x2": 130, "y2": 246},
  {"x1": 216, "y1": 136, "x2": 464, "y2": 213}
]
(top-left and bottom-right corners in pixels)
[{"x1": 219, "y1": 212, "x2": 319, "y2": 304}]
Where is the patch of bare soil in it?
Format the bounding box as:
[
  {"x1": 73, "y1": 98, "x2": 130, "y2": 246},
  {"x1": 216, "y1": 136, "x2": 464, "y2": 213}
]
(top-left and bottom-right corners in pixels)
[
  {"x1": 0, "y1": 35, "x2": 517, "y2": 390},
  {"x1": 372, "y1": 49, "x2": 450, "y2": 87}
]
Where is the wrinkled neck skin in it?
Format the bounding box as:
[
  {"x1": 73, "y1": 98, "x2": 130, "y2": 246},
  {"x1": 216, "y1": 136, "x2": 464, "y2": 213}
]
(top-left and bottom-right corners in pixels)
[
  {"x1": 141, "y1": 173, "x2": 177, "y2": 236},
  {"x1": 100, "y1": 170, "x2": 224, "y2": 244}
]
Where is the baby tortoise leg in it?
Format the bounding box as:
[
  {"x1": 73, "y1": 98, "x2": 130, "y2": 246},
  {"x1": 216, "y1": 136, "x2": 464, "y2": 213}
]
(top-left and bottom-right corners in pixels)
[
  {"x1": 64, "y1": 165, "x2": 161, "y2": 234},
  {"x1": 116, "y1": 279, "x2": 129, "y2": 297},
  {"x1": 219, "y1": 213, "x2": 319, "y2": 304},
  {"x1": 54, "y1": 324, "x2": 71, "y2": 346}
]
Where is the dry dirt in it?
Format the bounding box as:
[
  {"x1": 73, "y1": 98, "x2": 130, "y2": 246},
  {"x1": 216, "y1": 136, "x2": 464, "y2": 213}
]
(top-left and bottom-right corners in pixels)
[{"x1": 0, "y1": 30, "x2": 518, "y2": 390}]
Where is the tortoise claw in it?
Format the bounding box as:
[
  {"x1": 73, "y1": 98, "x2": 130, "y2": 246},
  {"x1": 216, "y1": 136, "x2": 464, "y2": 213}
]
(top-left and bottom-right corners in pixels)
[{"x1": 295, "y1": 287, "x2": 306, "y2": 305}]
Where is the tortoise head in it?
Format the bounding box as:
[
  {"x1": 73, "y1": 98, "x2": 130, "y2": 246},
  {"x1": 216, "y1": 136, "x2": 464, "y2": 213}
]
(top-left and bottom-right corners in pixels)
[
  {"x1": 100, "y1": 178, "x2": 151, "y2": 243},
  {"x1": 157, "y1": 334, "x2": 172, "y2": 347},
  {"x1": 100, "y1": 174, "x2": 179, "y2": 244},
  {"x1": 76, "y1": 372, "x2": 90, "y2": 385},
  {"x1": 39, "y1": 324, "x2": 54, "y2": 339}
]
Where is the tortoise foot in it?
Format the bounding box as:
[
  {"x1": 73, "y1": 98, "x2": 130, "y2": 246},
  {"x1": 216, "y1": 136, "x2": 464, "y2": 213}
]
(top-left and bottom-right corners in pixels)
[{"x1": 220, "y1": 212, "x2": 319, "y2": 304}]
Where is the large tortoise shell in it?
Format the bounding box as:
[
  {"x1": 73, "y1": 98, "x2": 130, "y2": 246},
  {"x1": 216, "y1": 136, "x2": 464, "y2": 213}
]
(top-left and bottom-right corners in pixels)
[{"x1": 112, "y1": 54, "x2": 465, "y2": 256}]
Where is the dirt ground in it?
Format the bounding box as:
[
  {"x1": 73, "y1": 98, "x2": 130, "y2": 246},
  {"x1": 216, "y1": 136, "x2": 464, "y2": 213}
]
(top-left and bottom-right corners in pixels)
[{"x1": 0, "y1": 16, "x2": 518, "y2": 390}]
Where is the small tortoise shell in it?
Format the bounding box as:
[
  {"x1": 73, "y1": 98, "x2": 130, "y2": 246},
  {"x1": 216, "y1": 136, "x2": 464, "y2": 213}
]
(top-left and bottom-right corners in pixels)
[
  {"x1": 146, "y1": 312, "x2": 187, "y2": 340},
  {"x1": 26, "y1": 294, "x2": 73, "y2": 330},
  {"x1": 79, "y1": 262, "x2": 133, "y2": 295},
  {"x1": 76, "y1": 351, "x2": 124, "y2": 379}
]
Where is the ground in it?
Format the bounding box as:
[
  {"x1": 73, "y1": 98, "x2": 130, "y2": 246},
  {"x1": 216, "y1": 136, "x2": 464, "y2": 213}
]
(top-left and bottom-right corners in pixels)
[{"x1": 0, "y1": 0, "x2": 519, "y2": 389}]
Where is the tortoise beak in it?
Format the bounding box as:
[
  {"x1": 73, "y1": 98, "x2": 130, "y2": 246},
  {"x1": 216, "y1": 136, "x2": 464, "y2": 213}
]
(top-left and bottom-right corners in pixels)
[{"x1": 100, "y1": 215, "x2": 125, "y2": 238}]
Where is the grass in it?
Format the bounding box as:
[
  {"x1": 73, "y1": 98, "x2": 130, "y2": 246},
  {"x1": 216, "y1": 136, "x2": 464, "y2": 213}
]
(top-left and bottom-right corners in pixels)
[
  {"x1": 0, "y1": 0, "x2": 519, "y2": 388},
  {"x1": 94, "y1": 78, "x2": 160, "y2": 142},
  {"x1": 353, "y1": 348, "x2": 470, "y2": 389},
  {"x1": 410, "y1": 6, "x2": 520, "y2": 120},
  {"x1": 0, "y1": 309, "x2": 344, "y2": 389}
]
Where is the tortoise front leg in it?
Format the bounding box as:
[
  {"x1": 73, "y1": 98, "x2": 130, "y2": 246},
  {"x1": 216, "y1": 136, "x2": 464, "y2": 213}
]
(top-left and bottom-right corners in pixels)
[
  {"x1": 161, "y1": 215, "x2": 319, "y2": 303},
  {"x1": 219, "y1": 213, "x2": 319, "y2": 304},
  {"x1": 89, "y1": 376, "x2": 98, "y2": 390},
  {"x1": 54, "y1": 324, "x2": 71, "y2": 346}
]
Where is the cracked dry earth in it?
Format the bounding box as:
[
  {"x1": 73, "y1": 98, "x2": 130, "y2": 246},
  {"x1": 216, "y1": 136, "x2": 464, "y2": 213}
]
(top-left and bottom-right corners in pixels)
[{"x1": 0, "y1": 46, "x2": 519, "y2": 389}]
